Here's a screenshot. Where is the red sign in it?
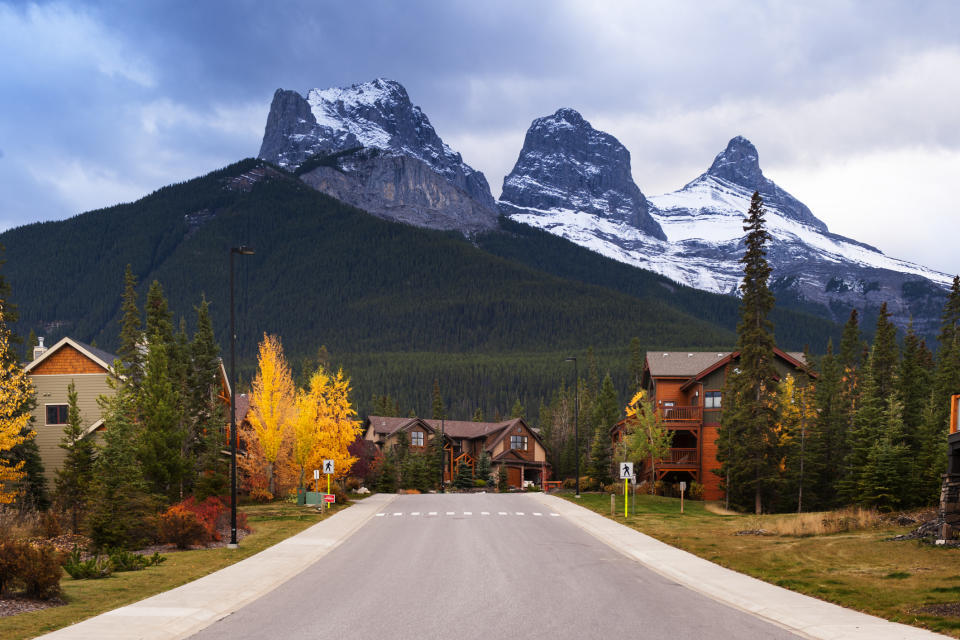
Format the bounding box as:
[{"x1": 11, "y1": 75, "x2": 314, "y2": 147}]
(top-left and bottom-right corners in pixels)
[{"x1": 323, "y1": 494, "x2": 335, "y2": 503}]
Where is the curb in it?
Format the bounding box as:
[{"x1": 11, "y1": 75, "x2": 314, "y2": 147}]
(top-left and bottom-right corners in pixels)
[
  {"x1": 530, "y1": 493, "x2": 950, "y2": 640},
  {"x1": 37, "y1": 493, "x2": 397, "y2": 640}
]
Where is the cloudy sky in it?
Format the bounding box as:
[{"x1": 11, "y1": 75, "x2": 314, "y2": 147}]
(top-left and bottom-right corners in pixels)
[{"x1": 2, "y1": 1, "x2": 959, "y2": 273}]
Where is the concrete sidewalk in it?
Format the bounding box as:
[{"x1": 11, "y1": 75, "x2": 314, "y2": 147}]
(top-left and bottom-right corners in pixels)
[
  {"x1": 531, "y1": 493, "x2": 949, "y2": 640},
  {"x1": 37, "y1": 493, "x2": 396, "y2": 640}
]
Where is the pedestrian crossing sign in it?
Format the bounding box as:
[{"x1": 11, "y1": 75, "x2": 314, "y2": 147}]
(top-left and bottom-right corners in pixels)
[{"x1": 619, "y1": 462, "x2": 634, "y2": 480}]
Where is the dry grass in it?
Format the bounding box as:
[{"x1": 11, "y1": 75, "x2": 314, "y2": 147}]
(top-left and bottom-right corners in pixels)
[
  {"x1": 764, "y1": 507, "x2": 885, "y2": 536},
  {"x1": 567, "y1": 492, "x2": 960, "y2": 638},
  {"x1": 0, "y1": 507, "x2": 40, "y2": 541}
]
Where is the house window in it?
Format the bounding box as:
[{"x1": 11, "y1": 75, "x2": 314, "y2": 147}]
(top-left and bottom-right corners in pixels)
[
  {"x1": 704, "y1": 391, "x2": 722, "y2": 409},
  {"x1": 46, "y1": 404, "x2": 69, "y2": 425},
  {"x1": 510, "y1": 435, "x2": 527, "y2": 450},
  {"x1": 411, "y1": 431, "x2": 424, "y2": 447}
]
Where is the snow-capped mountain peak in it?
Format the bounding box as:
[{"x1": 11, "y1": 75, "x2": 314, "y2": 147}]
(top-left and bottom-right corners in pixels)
[{"x1": 498, "y1": 107, "x2": 666, "y2": 241}]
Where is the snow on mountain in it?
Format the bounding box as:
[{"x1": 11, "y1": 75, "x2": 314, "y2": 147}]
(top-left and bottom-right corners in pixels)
[
  {"x1": 502, "y1": 124, "x2": 951, "y2": 332},
  {"x1": 499, "y1": 108, "x2": 665, "y2": 241},
  {"x1": 258, "y1": 78, "x2": 498, "y2": 232}
]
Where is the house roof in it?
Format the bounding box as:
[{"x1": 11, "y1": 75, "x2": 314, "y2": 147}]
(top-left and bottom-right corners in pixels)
[
  {"x1": 423, "y1": 418, "x2": 515, "y2": 440},
  {"x1": 366, "y1": 416, "x2": 430, "y2": 437},
  {"x1": 24, "y1": 337, "x2": 120, "y2": 373},
  {"x1": 645, "y1": 351, "x2": 732, "y2": 378}
]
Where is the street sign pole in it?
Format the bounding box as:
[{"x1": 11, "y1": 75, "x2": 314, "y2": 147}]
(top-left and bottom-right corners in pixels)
[
  {"x1": 619, "y1": 462, "x2": 634, "y2": 518},
  {"x1": 313, "y1": 469, "x2": 319, "y2": 493},
  {"x1": 680, "y1": 480, "x2": 687, "y2": 514},
  {"x1": 323, "y1": 459, "x2": 334, "y2": 513}
]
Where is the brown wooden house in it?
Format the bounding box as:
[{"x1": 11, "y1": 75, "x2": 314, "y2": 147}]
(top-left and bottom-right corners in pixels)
[
  {"x1": 610, "y1": 349, "x2": 811, "y2": 501},
  {"x1": 362, "y1": 416, "x2": 551, "y2": 488}
]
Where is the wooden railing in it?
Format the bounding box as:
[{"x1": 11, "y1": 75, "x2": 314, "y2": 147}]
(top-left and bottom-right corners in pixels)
[
  {"x1": 653, "y1": 448, "x2": 698, "y2": 466},
  {"x1": 658, "y1": 404, "x2": 701, "y2": 422}
]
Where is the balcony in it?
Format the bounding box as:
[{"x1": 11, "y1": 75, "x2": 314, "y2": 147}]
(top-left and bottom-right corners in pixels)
[
  {"x1": 658, "y1": 404, "x2": 701, "y2": 424},
  {"x1": 657, "y1": 448, "x2": 698, "y2": 467}
]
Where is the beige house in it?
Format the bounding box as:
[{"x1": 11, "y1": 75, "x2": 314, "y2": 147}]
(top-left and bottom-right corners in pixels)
[
  {"x1": 363, "y1": 416, "x2": 551, "y2": 488},
  {"x1": 24, "y1": 337, "x2": 119, "y2": 483}
]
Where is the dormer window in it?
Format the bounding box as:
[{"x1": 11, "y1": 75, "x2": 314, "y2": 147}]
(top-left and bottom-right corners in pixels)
[{"x1": 411, "y1": 431, "x2": 424, "y2": 447}]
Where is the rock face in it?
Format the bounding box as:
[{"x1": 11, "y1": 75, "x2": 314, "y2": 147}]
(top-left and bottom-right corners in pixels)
[
  {"x1": 258, "y1": 78, "x2": 498, "y2": 232},
  {"x1": 499, "y1": 108, "x2": 666, "y2": 240},
  {"x1": 504, "y1": 131, "x2": 951, "y2": 334},
  {"x1": 299, "y1": 149, "x2": 499, "y2": 232}
]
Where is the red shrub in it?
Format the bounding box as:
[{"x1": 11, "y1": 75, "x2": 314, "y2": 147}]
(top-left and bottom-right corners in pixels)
[
  {"x1": 159, "y1": 506, "x2": 208, "y2": 549},
  {"x1": 164, "y1": 496, "x2": 250, "y2": 546}
]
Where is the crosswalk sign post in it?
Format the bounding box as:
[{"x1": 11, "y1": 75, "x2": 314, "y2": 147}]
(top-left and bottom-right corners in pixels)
[
  {"x1": 619, "y1": 462, "x2": 634, "y2": 517},
  {"x1": 323, "y1": 459, "x2": 334, "y2": 511}
]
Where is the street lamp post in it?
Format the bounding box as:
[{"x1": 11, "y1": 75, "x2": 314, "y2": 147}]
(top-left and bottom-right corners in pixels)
[
  {"x1": 440, "y1": 417, "x2": 445, "y2": 493},
  {"x1": 229, "y1": 245, "x2": 254, "y2": 548},
  {"x1": 565, "y1": 356, "x2": 580, "y2": 498}
]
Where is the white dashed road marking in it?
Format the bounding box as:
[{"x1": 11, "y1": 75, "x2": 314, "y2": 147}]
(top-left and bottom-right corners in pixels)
[
  {"x1": 498, "y1": 512, "x2": 508, "y2": 515},
  {"x1": 375, "y1": 513, "x2": 385, "y2": 517},
  {"x1": 533, "y1": 513, "x2": 542, "y2": 516},
  {"x1": 411, "y1": 512, "x2": 420, "y2": 516},
  {"x1": 463, "y1": 511, "x2": 472, "y2": 515},
  {"x1": 428, "y1": 512, "x2": 437, "y2": 516},
  {"x1": 393, "y1": 513, "x2": 402, "y2": 516},
  {"x1": 481, "y1": 511, "x2": 490, "y2": 515},
  {"x1": 377, "y1": 510, "x2": 562, "y2": 519},
  {"x1": 515, "y1": 512, "x2": 524, "y2": 516},
  {"x1": 550, "y1": 513, "x2": 560, "y2": 517},
  {"x1": 446, "y1": 511, "x2": 455, "y2": 515}
]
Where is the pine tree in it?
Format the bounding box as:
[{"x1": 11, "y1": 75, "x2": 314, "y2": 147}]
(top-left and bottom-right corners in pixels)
[
  {"x1": 838, "y1": 309, "x2": 863, "y2": 372},
  {"x1": 719, "y1": 192, "x2": 779, "y2": 513},
  {"x1": 859, "y1": 395, "x2": 910, "y2": 510},
  {"x1": 144, "y1": 280, "x2": 174, "y2": 349},
  {"x1": 87, "y1": 378, "x2": 159, "y2": 549},
  {"x1": 870, "y1": 302, "x2": 899, "y2": 399},
  {"x1": 454, "y1": 460, "x2": 473, "y2": 490},
  {"x1": 838, "y1": 358, "x2": 883, "y2": 504},
  {"x1": 431, "y1": 379, "x2": 446, "y2": 420},
  {"x1": 587, "y1": 374, "x2": 619, "y2": 485},
  {"x1": 475, "y1": 451, "x2": 492, "y2": 486},
  {"x1": 510, "y1": 398, "x2": 525, "y2": 420},
  {"x1": 472, "y1": 407, "x2": 483, "y2": 422},
  {"x1": 136, "y1": 330, "x2": 186, "y2": 501},
  {"x1": 810, "y1": 341, "x2": 843, "y2": 509},
  {"x1": 25, "y1": 329, "x2": 38, "y2": 362},
  {"x1": 118, "y1": 265, "x2": 143, "y2": 383},
  {"x1": 55, "y1": 381, "x2": 97, "y2": 532}
]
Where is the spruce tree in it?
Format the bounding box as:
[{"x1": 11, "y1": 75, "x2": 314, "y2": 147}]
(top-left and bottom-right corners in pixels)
[
  {"x1": 144, "y1": 280, "x2": 174, "y2": 349},
  {"x1": 25, "y1": 329, "x2": 38, "y2": 362},
  {"x1": 472, "y1": 407, "x2": 484, "y2": 422},
  {"x1": 838, "y1": 358, "x2": 883, "y2": 504},
  {"x1": 475, "y1": 451, "x2": 492, "y2": 486},
  {"x1": 55, "y1": 381, "x2": 97, "y2": 532},
  {"x1": 454, "y1": 460, "x2": 474, "y2": 490},
  {"x1": 510, "y1": 398, "x2": 525, "y2": 419},
  {"x1": 118, "y1": 265, "x2": 143, "y2": 383},
  {"x1": 870, "y1": 302, "x2": 899, "y2": 400},
  {"x1": 587, "y1": 374, "x2": 618, "y2": 485},
  {"x1": 136, "y1": 331, "x2": 186, "y2": 501},
  {"x1": 431, "y1": 379, "x2": 446, "y2": 420},
  {"x1": 719, "y1": 191, "x2": 779, "y2": 514},
  {"x1": 838, "y1": 309, "x2": 863, "y2": 372},
  {"x1": 811, "y1": 341, "x2": 843, "y2": 509}
]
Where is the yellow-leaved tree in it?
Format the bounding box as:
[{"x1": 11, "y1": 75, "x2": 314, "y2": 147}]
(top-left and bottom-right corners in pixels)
[
  {"x1": 0, "y1": 307, "x2": 36, "y2": 504},
  {"x1": 307, "y1": 367, "x2": 360, "y2": 483},
  {"x1": 248, "y1": 334, "x2": 295, "y2": 496},
  {"x1": 775, "y1": 374, "x2": 817, "y2": 512},
  {"x1": 292, "y1": 366, "x2": 360, "y2": 489},
  {"x1": 622, "y1": 389, "x2": 673, "y2": 484}
]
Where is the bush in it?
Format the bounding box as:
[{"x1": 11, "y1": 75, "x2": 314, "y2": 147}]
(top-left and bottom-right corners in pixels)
[
  {"x1": 18, "y1": 545, "x2": 63, "y2": 598},
  {"x1": 0, "y1": 540, "x2": 63, "y2": 598},
  {"x1": 39, "y1": 511, "x2": 62, "y2": 538},
  {"x1": 63, "y1": 548, "x2": 113, "y2": 579},
  {"x1": 688, "y1": 482, "x2": 704, "y2": 500},
  {"x1": 87, "y1": 490, "x2": 162, "y2": 551},
  {"x1": 159, "y1": 506, "x2": 208, "y2": 549},
  {"x1": 473, "y1": 478, "x2": 488, "y2": 488},
  {"x1": 249, "y1": 487, "x2": 273, "y2": 503},
  {"x1": 579, "y1": 476, "x2": 599, "y2": 492},
  {"x1": 344, "y1": 477, "x2": 361, "y2": 491},
  {"x1": 109, "y1": 548, "x2": 166, "y2": 571}
]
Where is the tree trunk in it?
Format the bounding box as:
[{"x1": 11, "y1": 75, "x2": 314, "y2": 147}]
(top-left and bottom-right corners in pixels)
[{"x1": 267, "y1": 461, "x2": 275, "y2": 496}]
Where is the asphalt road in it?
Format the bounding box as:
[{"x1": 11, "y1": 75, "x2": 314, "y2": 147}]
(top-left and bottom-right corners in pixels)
[{"x1": 189, "y1": 493, "x2": 801, "y2": 640}]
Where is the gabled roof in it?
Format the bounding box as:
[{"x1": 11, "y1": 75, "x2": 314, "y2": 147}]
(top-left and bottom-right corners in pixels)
[
  {"x1": 677, "y1": 348, "x2": 814, "y2": 391},
  {"x1": 645, "y1": 351, "x2": 733, "y2": 378},
  {"x1": 365, "y1": 416, "x2": 434, "y2": 438},
  {"x1": 24, "y1": 337, "x2": 119, "y2": 373},
  {"x1": 423, "y1": 418, "x2": 513, "y2": 440}
]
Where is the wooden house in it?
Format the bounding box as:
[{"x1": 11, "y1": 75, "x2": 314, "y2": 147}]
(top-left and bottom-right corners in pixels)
[
  {"x1": 610, "y1": 349, "x2": 811, "y2": 501},
  {"x1": 362, "y1": 416, "x2": 551, "y2": 488},
  {"x1": 24, "y1": 337, "x2": 119, "y2": 483}
]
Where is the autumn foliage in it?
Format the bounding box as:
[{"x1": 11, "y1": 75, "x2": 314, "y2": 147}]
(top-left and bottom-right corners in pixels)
[
  {"x1": 159, "y1": 496, "x2": 247, "y2": 548},
  {"x1": 242, "y1": 334, "x2": 361, "y2": 499},
  {"x1": 0, "y1": 306, "x2": 35, "y2": 504}
]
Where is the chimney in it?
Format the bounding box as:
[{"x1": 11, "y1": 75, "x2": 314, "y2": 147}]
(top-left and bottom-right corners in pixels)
[{"x1": 33, "y1": 337, "x2": 47, "y2": 361}]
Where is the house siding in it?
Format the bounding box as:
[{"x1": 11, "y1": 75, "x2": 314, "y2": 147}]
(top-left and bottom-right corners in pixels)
[
  {"x1": 30, "y1": 373, "x2": 113, "y2": 482},
  {"x1": 31, "y1": 345, "x2": 108, "y2": 375}
]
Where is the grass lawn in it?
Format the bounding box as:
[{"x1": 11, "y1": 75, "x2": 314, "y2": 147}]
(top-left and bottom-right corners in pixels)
[
  {"x1": 562, "y1": 492, "x2": 960, "y2": 638},
  {"x1": 0, "y1": 500, "x2": 343, "y2": 640}
]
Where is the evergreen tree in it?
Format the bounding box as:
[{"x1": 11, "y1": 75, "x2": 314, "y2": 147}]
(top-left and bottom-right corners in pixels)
[
  {"x1": 25, "y1": 329, "x2": 38, "y2": 362},
  {"x1": 136, "y1": 331, "x2": 186, "y2": 501},
  {"x1": 497, "y1": 466, "x2": 508, "y2": 492},
  {"x1": 376, "y1": 451, "x2": 398, "y2": 492},
  {"x1": 454, "y1": 460, "x2": 473, "y2": 490},
  {"x1": 587, "y1": 374, "x2": 619, "y2": 485},
  {"x1": 431, "y1": 379, "x2": 446, "y2": 420},
  {"x1": 55, "y1": 381, "x2": 97, "y2": 532},
  {"x1": 475, "y1": 451, "x2": 492, "y2": 486},
  {"x1": 838, "y1": 359, "x2": 883, "y2": 504},
  {"x1": 144, "y1": 280, "x2": 174, "y2": 349},
  {"x1": 810, "y1": 341, "x2": 844, "y2": 509},
  {"x1": 118, "y1": 265, "x2": 143, "y2": 383},
  {"x1": 87, "y1": 379, "x2": 159, "y2": 549},
  {"x1": 186, "y1": 297, "x2": 224, "y2": 494},
  {"x1": 472, "y1": 407, "x2": 484, "y2": 422},
  {"x1": 426, "y1": 430, "x2": 445, "y2": 488},
  {"x1": 510, "y1": 398, "x2": 525, "y2": 419},
  {"x1": 898, "y1": 321, "x2": 931, "y2": 458},
  {"x1": 870, "y1": 302, "x2": 899, "y2": 399},
  {"x1": 838, "y1": 309, "x2": 863, "y2": 372},
  {"x1": 859, "y1": 395, "x2": 910, "y2": 510},
  {"x1": 718, "y1": 192, "x2": 779, "y2": 513}
]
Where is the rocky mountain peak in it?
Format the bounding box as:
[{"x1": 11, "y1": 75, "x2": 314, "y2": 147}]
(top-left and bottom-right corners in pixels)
[
  {"x1": 499, "y1": 108, "x2": 666, "y2": 241},
  {"x1": 707, "y1": 136, "x2": 762, "y2": 185},
  {"x1": 257, "y1": 78, "x2": 498, "y2": 231}
]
